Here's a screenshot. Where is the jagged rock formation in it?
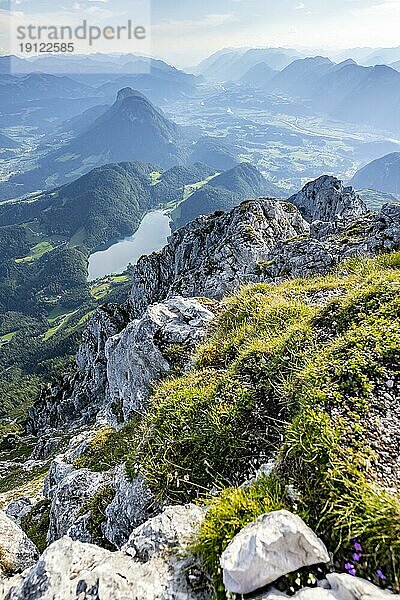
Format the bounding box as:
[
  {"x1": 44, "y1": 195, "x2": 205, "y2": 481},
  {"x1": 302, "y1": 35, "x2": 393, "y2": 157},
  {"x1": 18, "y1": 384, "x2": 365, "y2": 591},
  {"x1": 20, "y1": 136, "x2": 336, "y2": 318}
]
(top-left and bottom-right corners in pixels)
[
  {"x1": 129, "y1": 198, "x2": 309, "y2": 315},
  {"x1": 2, "y1": 505, "x2": 209, "y2": 600},
  {"x1": 47, "y1": 468, "x2": 111, "y2": 544},
  {"x1": 40, "y1": 434, "x2": 155, "y2": 549},
  {"x1": 27, "y1": 177, "x2": 400, "y2": 440},
  {"x1": 103, "y1": 297, "x2": 215, "y2": 427},
  {"x1": 28, "y1": 304, "x2": 130, "y2": 435},
  {"x1": 259, "y1": 202, "x2": 400, "y2": 282},
  {"x1": 28, "y1": 297, "x2": 214, "y2": 433},
  {"x1": 7, "y1": 175, "x2": 399, "y2": 600},
  {"x1": 5, "y1": 498, "x2": 34, "y2": 525},
  {"x1": 288, "y1": 175, "x2": 367, "y2": 225}
]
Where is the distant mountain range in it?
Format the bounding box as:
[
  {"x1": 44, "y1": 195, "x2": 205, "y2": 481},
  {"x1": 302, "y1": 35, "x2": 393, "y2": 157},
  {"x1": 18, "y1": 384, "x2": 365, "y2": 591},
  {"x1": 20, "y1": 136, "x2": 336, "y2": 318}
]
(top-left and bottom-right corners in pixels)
[
  {"x1": 332, "y1": 45, "x2": 400, "y2": 67},
  {"x1": 1, "y1": 86, "x2": 267, "y2": 201},
  {"x1": 194, "y1": 47, "x2": 300, "y2": 81},
  {"x1": 0, "y1": 55, "x2": 199, "y2": 135},
  {"x1": 195, "y1": 46, "x2": 400, "y2": 81},
  {"x1": 350, "y1": 152, "x2": 400, "y2": 195},
  {"x1": 0, "y1": 73, "x2": 92, "y2": 106},
  {"x1": 0, "y1": 54, "x2": 199, "y2": 106},
  {"x1": 260, "y1": 57, "x2": 400, "y2": 133},
  {"x1": 192, "y1": 48, "x2": 400, "y2": 133}
]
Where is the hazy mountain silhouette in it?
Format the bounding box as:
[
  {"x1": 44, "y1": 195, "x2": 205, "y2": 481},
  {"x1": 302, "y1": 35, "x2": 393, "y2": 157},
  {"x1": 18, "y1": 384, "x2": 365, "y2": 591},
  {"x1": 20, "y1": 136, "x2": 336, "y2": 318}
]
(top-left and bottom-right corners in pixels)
[
  {"x1": 2, "y1": 88, "x2": 188, "y2": 199},
  {"x1": 239, "y1": 62, "x2": 277, "y2": 87},
  {"x1": 195, "y1": 47, "x2": 300, "y2": 81},
  {"x1": 350, "y1": 152, "x2": 400, "y2": 195}
]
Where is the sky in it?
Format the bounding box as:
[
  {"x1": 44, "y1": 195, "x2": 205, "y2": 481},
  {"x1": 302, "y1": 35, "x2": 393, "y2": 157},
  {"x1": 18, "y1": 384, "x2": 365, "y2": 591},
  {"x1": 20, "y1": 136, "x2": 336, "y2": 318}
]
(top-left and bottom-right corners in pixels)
[{"x1": 1, "y1": 0, "x2": 400, "y2": 66}]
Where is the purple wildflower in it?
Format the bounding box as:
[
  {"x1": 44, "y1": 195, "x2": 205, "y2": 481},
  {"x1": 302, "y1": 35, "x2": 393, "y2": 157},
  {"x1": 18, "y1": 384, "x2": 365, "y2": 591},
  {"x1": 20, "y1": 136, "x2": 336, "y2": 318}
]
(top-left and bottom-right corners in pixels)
[
  {"x1": 352, "y1": 552, "x2": 362, "y2": 562},
  {"x1": 345, "y1": 563, "x2": 356, "y2": 577},
  {"x1": 353, "y1": 541, "x2": 362, "y2": 553},
  {"x1": 377, "y1": 569, "x2": 387, "y2": 581}
]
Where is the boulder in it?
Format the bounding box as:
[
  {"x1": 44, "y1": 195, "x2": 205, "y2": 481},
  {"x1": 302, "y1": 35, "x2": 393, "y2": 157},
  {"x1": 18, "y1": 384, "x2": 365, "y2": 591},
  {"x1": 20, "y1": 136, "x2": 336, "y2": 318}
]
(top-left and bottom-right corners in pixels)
[
  {"x1": 220, "y1": 510, "x2": 330, "y2": 594},
  {"x1": 123, "y1": 503, "x2": 205, "y2": 561},
  {"x1": 103, "y1": 467, "x2": 155, "y2": 549},
  {"x1": 104, "y1": 296, "x2": 215, "y2": 426},
  {"x1": 0, "y1": 511, "x2": 39, "y2": 576}
]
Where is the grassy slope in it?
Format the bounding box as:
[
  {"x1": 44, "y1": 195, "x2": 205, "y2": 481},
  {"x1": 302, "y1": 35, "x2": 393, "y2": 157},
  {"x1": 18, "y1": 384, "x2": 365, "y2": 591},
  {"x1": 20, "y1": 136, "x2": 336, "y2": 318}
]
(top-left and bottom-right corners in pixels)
[{"x1": 78, "y1": 252, "x2": 400, "y2": 593}]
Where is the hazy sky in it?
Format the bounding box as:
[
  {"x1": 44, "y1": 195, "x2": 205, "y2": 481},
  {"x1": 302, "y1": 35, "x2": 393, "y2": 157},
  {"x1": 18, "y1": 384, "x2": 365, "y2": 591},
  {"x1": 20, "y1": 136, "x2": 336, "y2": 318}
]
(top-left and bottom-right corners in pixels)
[{"x1": 1, "y1": 0, "x2": 400, "y2": 66}]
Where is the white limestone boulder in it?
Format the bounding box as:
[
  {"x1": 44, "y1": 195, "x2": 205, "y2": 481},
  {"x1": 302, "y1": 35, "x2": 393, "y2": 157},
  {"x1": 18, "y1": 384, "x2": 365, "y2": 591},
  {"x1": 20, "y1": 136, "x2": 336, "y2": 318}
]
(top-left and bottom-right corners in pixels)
[{"x1": 221, "y1": 510, "x2": 330, "y2": 594}]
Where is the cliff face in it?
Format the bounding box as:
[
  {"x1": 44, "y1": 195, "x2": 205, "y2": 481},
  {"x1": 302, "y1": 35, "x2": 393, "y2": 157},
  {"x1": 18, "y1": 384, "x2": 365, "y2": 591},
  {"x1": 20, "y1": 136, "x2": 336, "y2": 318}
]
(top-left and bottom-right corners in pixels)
[{"x1": 129, "y1": 197, "x2": 309, "y2": 315}]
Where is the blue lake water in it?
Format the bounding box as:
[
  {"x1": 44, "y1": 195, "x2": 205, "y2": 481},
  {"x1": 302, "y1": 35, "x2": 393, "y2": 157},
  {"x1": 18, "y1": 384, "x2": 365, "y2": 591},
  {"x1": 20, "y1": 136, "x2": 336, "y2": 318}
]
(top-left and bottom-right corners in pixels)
[{"x1": 88, "y1": 209, "x2": 171, "y2": 281}]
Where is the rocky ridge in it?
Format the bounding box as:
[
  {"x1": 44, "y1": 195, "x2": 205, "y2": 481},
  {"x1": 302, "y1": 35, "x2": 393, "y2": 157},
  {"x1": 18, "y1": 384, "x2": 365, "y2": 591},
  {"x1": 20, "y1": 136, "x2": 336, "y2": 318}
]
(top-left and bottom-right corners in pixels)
[{"x1": 1, "y1": 175, "x2": 399, "y2": 599}]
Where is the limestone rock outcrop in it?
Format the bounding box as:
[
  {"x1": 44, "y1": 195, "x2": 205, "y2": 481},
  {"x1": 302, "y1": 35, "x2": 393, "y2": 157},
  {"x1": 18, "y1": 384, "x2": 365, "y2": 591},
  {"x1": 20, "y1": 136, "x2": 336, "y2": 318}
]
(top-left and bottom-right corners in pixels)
[
  {"x1": 103, "y1": 467, "x2": 155, "y2": 549},
  {"x1": 288, "y1": 175, "x2": 367, "y2": 225},
  {"x1": 3, "y1": 504, "x2": 209, "y2": 600},
  {"x1": 103, "y1": 296, "x2": 215, "y2": 426},
  {"x1": 129, "y1": 197, "x2": 309, "y2": 314}
]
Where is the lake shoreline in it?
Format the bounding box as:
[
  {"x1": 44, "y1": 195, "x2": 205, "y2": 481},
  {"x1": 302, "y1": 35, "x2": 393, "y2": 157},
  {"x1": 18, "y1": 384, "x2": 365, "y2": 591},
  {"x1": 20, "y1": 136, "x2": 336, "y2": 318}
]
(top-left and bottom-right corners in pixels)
[{"x1": 88, "y1": 209, "x2": 172, "y2": 281}]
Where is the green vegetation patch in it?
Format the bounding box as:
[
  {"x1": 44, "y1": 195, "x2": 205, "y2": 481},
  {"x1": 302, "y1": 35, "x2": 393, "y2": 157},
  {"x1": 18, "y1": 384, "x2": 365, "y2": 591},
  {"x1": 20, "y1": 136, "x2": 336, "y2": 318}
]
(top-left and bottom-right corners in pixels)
[
  {"x1": 15, "y1": 241, "x2": 54, "y2": 264},
  {"x1": 43, "y1": 309, "x2": 79, "y2": 340},
  {"x1": 20, "y1": 499, "x2": 51, "y2": 552},
  {"x1": 75, "y1": 420, "x2": 140, "y2": 472},
  {"x1": 122, "y1": 252, "x2": 400, "y2": 592},
  {"x1": 0, "y1": 462, "x2": 49, "y2": 495}
]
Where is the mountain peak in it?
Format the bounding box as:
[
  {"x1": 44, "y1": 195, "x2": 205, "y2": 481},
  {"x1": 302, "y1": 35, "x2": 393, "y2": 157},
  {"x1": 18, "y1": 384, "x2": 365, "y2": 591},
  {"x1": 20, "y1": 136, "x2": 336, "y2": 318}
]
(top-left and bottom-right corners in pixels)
[
  {"x1": 288, "y1": 175, "x2": 367, "y2": 224},
  {"x1": 115, "y1": 87, "x2": 146, "y2": 103}
]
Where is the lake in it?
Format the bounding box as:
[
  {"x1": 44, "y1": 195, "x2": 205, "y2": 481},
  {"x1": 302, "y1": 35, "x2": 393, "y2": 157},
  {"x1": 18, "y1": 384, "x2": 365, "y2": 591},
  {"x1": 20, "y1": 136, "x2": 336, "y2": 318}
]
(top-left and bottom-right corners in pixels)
[{"x1": 88, "y1": 209, "x2": 171, "y2": 281}]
